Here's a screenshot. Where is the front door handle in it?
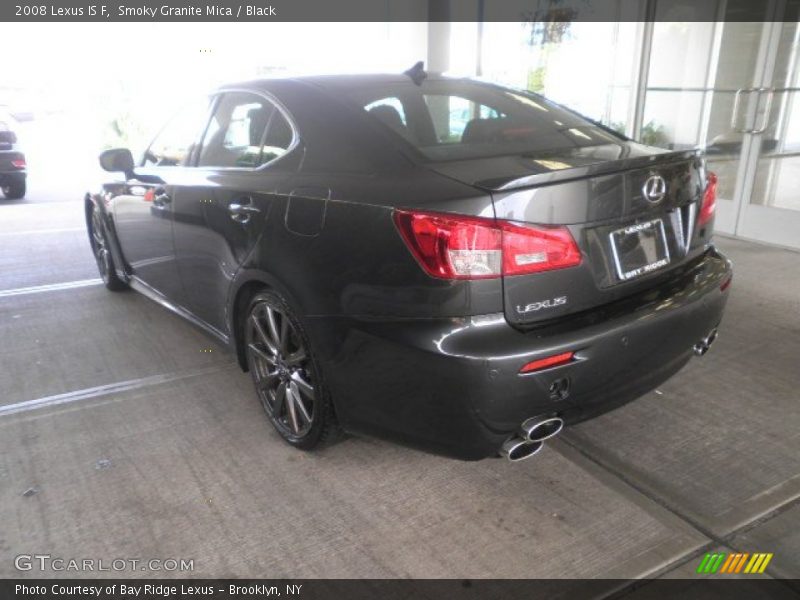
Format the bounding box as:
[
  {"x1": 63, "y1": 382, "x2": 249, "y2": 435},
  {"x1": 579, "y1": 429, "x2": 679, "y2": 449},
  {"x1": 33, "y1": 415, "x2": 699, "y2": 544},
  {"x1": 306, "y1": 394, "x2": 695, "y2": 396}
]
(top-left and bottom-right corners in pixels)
[{"x1": 228, "y1": 197, "x2": 261, "y2": 223}]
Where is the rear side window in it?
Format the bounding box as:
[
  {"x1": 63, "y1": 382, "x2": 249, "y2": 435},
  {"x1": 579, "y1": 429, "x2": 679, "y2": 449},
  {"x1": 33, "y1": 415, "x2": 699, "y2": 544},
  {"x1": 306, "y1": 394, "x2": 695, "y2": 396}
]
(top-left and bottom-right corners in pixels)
[
  {"x1": 261, "y1": 110, "x2": 293, "y2": 164},
  {"x1": 143, "y1": 99, "x2": 211, "y2": 167},
  {"x1": 351, "y1": 80, "x2": 622, "y2": 161},
  {"x1": 364, "y1": 97, "x2": 413, "y2": 142},
  {"x1": 198, "y1": 92, "x2": 293, "y2": 169}
]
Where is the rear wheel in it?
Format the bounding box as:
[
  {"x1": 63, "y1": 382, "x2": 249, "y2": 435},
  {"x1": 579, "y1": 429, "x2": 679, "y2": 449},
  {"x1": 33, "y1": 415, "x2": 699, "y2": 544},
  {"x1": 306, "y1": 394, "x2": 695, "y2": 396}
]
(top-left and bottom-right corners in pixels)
[
  {"x1": 89, "y1": 208, "x2": 127, "y2": 291},
  {"x1": 1, "y1": 180, "x2": 25, "y2": 199},
  {"x1": 244, "y1": 290, "x2": 339, "y2": 450}
]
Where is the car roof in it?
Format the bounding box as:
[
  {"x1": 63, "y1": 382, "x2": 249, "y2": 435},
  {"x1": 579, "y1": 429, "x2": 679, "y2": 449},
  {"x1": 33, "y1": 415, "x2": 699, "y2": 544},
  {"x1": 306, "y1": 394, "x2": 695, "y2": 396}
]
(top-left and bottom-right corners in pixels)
[{"x1": 216, "y1": 72, "x2": 461, "y2": 94}]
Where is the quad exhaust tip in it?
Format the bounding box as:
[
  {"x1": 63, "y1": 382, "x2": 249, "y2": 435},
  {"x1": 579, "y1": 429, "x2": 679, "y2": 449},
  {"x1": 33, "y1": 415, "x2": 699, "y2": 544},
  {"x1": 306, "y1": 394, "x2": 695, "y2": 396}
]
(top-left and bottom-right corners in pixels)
[
  {"x1": 501, "y1": 437, "x2": 544, "y2": 462},
  {"x1": 500, "y1": 416, "x2": 564, "y2": 462},
  {"x1": 521, "y1": 416, "x2": 564, "y2": 442},
  {"x1": 693, "y1": 328, "x2": 718, "y2": 356}
]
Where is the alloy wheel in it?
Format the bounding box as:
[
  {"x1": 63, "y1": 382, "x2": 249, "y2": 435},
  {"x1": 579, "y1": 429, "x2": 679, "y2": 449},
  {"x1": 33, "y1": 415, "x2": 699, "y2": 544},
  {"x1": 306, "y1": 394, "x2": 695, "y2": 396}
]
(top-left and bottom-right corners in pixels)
[
  {"x1": 91, "y1": 211, "x2": 111, "y2": 281},
  {"x1": 246, "y1": 301, "x2": 316, "y2": 438}
]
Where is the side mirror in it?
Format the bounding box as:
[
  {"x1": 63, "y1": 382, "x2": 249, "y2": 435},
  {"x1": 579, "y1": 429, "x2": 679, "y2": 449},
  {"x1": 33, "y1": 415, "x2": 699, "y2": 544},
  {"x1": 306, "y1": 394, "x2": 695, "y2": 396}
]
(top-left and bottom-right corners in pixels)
[{"x1": 99, "y1": 148, "x2": 135, "y2": 178}]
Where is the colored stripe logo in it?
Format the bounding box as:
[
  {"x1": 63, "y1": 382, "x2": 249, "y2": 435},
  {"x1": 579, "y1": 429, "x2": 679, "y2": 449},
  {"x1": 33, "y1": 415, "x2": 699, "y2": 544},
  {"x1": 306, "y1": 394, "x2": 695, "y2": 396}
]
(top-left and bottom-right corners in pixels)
[{"x1": 696, "y1": 552, "x2": 773, "y2": 574}]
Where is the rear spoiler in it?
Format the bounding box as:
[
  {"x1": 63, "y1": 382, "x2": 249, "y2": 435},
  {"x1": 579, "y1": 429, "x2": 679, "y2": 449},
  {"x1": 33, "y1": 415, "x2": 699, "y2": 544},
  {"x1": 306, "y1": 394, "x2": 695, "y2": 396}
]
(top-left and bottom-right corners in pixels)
[{"x1": 470, "y1": 149, "x2": 704, "y2": 192}]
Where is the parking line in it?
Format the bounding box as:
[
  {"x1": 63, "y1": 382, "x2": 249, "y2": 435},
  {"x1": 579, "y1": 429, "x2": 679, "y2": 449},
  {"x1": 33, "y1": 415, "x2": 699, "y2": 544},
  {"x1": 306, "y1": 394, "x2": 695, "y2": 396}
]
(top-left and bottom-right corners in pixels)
[
  {"x1": 0, "y1": 227, "x2": 85, "y2": 236},
  {"x1": 0, "y1": 363, "x2": 236, "y2": 418},
  {"x1": 0, "y1": 278, "x2": 102, "y2": 298}
]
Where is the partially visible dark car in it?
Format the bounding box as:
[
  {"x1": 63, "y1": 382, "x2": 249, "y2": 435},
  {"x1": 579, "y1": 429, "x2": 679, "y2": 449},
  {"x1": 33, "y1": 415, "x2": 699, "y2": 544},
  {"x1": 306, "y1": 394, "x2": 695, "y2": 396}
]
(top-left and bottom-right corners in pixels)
[
  {"x1": 0, "y1": 111, "x2": 26, "y2": 199},
  {"x1": 86, "y1": 71, "x2": 731, "y2": 461}
]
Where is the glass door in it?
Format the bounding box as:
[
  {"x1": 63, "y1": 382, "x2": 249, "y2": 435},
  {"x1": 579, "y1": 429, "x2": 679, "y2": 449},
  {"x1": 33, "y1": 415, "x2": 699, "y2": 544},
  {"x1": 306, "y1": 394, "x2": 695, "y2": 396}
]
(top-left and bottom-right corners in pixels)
[
  {"x1": 702, "y1": 19, "x2": 777, "y2": 235},
  {"x1": 642, "y1": 2, "x2": 799, "y2": 249},
  {"x1": 733, "y1": 20, "x2": 800, "y2": 248},
  {"x1": 642, "y1": 6, "x2": 776, "y2": 236}
]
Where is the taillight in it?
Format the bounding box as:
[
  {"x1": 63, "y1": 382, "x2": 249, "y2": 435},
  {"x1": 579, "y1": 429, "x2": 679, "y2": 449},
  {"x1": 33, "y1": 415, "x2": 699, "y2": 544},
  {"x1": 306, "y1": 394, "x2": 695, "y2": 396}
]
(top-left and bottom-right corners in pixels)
[
  {"x1": 393, "y1": 210, "x2": 501, "y2": 279},
  {"x1": 11, "y1": 159, "x2": 26, "y2": 169},
  {"x1": 393, "y1": 209, "x2": 581, "y2": 280},
  {"x1": 699, "y1": 171, "x2": 717, "y2": 226},
  {"x1": 500, "y1": 221, "x2": 582, "y2": 275}
]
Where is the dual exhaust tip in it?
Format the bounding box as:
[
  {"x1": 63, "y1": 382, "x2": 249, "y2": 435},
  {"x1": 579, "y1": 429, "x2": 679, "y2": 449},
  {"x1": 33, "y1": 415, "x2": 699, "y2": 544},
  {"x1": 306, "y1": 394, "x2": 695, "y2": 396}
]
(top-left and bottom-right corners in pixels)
[
  {"x1": 503, "y1": 327, "x2": 718, "y2": 461},
  {"x1": 693, "y1": 328, "x2": 718, "y2": 356},
  {"x1": 500, "y1": 416, "x2": 564, "y2": 462}
]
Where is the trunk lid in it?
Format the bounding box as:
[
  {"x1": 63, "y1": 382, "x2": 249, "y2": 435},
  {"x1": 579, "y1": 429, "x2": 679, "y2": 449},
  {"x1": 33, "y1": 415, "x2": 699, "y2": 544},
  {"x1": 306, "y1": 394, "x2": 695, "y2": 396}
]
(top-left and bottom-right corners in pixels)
[{"x1": 428, "y1": 143, "x2": 709, "y2": 328}]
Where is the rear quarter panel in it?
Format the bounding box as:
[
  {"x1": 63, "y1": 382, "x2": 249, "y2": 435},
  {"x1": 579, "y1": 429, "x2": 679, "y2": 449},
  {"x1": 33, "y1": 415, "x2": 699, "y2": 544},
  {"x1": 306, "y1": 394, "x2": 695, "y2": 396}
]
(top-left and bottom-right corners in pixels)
[{"x1": 239, "y1": 168, "x2": 502, "y2": 319}]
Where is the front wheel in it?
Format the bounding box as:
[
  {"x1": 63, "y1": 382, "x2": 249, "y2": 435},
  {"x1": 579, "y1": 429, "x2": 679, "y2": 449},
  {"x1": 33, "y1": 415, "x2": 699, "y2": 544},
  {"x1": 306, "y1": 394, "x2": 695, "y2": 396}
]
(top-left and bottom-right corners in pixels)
[
  {"x1": 244, "y1": 291, "x2": 339, "y2": 450},
  {"x1": 89, "y1": 208, "x2": 127, "y2": 291}
]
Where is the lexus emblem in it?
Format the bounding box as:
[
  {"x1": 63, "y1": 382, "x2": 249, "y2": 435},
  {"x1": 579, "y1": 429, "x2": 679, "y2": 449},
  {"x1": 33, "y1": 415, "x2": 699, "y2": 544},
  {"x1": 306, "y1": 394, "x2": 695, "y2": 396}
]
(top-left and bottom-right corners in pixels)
[{"x1": 643, "y1": 174, "x2": 667, "y2": 203}]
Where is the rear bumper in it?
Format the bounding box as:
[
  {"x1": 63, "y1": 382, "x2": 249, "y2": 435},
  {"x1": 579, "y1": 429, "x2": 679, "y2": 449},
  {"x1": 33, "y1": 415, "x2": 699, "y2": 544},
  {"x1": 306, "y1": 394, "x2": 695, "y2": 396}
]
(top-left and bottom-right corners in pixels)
[
  {"x1": 0, "y1": 171, "x2": 26, "y2": 185},
  {"x1": 307, "y1": 247, "x2": 732, "y2": 460}
]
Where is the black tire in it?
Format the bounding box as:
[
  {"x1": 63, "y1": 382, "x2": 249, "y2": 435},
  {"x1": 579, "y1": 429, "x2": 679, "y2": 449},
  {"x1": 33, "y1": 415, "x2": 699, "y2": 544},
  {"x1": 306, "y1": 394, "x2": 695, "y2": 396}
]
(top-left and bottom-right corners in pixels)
[
  {"x1": 244, "y1": 290, "x2": 340, "y2": 450},
  {"x1": 1, "y1": 180, "x2": 25, "y2": 199},
  {"x1": 89, "y1": 207, "x2": 127, "y2": 291}
]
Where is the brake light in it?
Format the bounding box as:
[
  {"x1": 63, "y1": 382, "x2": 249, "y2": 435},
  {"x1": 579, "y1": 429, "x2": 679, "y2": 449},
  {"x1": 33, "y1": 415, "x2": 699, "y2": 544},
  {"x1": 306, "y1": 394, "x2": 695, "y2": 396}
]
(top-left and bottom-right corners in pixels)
[
  {"x1": 699, "y1": 171, "x2": 717, "y2": 226},
  {"x1": 11, "y1": 159, "x2": 26, "y2": 169},
  {"x1": 393, "y1": 209, "x2": 581, "y2": 280},
  {"x1": 393, "y1": 210, "x2": 501, "y2": 279},
  {"x1": 520, "y1": 351, "x2": 575, "y2": 374}
]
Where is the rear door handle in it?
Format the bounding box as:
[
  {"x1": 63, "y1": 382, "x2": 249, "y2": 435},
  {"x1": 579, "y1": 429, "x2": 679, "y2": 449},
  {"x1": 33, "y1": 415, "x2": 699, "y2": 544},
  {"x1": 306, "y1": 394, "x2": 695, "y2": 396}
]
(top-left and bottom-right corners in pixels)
[{"x1": 228, "y1": 197, "x2": 261, "y2": 223}]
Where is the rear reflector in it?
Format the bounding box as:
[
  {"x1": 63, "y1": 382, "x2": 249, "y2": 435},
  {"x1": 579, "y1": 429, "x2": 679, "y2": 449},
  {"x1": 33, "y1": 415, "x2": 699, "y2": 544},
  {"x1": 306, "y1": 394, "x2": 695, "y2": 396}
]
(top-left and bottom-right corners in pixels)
[
  {"x1": 699, "y1": 171, "x2": 717, "y2": 226},
  {"x1": 393, "y1": 209, "x2": 581, "y2": 280},
  {"x1": 519, "y1": 351, "x2": 574, "y2": 374},
  {"x1": 11, "y1": 159, "x2": 26, "y2": 169},
  {"x1": 720, "y1": 273, "x2": 732, "y2": 292}
]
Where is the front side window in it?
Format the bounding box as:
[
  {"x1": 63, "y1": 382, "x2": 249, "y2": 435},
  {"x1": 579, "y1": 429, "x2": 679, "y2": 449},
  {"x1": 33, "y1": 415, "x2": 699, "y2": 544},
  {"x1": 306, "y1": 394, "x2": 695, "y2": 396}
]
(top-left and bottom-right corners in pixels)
[
  {"x1": 198, "y1": 92, "x2": 293, "y2": 169},
  {"x1": 143, "y1": 99, "x2": 211, "y2": 167}
]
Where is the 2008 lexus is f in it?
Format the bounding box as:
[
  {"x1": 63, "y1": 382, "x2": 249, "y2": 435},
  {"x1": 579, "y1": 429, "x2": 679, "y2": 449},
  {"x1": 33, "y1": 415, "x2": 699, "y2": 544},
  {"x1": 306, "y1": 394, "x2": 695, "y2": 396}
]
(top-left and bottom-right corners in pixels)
[{"x1": 86, "y1": 68, "x2": 731, "y2": 461}]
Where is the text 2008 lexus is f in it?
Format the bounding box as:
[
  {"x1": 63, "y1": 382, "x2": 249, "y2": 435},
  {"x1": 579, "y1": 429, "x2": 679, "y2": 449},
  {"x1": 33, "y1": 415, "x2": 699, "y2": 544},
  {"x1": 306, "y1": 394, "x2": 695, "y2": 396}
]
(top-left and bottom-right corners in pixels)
[{"x1": 86, "y1": 67, "x2": 731, "y2": 461}]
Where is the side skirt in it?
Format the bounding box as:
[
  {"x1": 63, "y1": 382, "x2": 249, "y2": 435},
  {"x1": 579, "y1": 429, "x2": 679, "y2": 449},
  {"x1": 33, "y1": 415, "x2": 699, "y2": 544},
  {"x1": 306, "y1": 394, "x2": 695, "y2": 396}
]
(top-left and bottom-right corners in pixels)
[{"x1": 129, "y1": 276, "x2": 231, "y2": 347}]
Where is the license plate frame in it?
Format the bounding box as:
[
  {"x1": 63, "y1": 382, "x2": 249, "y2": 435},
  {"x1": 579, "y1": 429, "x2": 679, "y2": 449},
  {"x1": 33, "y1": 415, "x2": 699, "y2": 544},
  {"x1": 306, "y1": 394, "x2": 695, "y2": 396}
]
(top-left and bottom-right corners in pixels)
[{"x1": 609, "y1": 218, "x2": 671, "y2": 281}]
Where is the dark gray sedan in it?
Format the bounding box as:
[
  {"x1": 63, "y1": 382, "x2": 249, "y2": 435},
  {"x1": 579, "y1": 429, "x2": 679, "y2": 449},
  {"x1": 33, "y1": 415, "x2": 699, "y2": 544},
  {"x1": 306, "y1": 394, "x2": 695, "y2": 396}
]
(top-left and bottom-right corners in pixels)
[{"x1": 86, "y1": 69, "x2": 731, "y2": 461}]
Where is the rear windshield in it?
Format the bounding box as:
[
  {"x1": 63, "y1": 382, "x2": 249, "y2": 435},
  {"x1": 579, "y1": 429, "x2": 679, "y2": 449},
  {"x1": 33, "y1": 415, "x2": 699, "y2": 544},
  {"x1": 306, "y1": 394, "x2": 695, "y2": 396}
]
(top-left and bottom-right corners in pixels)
[{"x1": 350, "y1": 79, "x2": 623, "y2": 162}]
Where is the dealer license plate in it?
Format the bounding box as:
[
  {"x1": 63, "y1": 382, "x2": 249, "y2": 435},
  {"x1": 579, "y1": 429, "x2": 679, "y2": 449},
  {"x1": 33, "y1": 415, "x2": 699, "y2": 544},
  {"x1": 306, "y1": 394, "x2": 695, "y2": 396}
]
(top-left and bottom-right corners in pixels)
[{"x1": 610, "y1": 219, "x2": 671, "y2": 281}]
